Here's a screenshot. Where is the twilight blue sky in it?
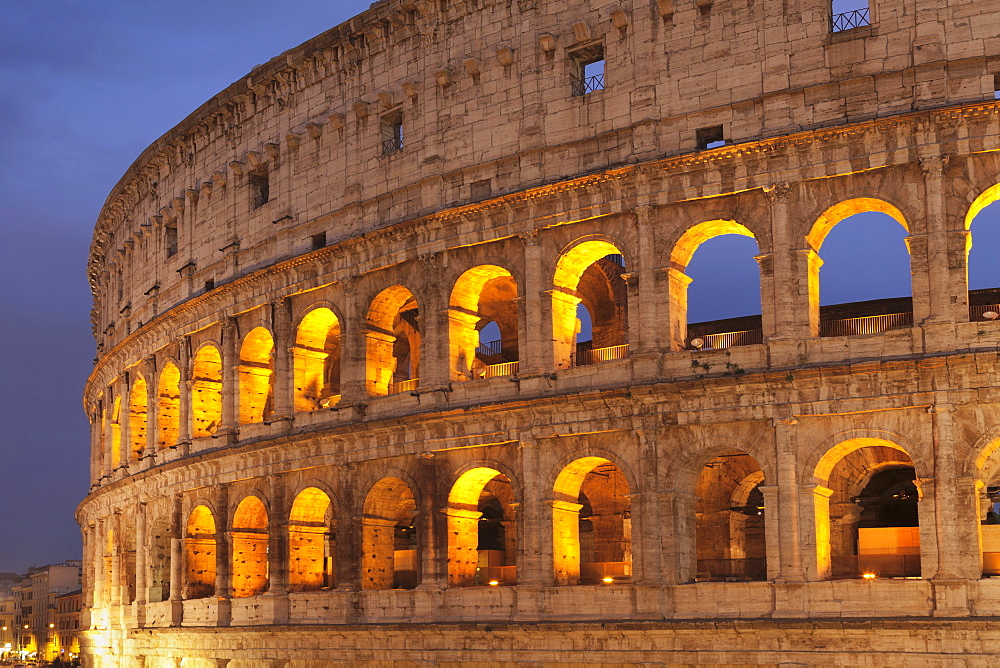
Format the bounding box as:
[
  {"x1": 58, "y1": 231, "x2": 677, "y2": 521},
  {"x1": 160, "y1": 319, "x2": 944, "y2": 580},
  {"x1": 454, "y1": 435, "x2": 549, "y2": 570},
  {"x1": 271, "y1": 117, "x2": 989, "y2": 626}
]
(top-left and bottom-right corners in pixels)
[{"x1": 0, "y1": 1, "x2": 997, "y2": 573}]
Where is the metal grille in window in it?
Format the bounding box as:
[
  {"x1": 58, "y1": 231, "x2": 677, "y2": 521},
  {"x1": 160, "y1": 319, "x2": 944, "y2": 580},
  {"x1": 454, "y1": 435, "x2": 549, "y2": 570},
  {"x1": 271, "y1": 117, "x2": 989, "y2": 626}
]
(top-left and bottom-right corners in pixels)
[
  {"x1": 572, "y1": 71, "x2": 605, "y2": 96},
  {"x1": 831, "y1": 7, "x2": 870, "y2": 32},
  {"x1": 382, "y1": 136, "x2": 403, "y2": 155}
]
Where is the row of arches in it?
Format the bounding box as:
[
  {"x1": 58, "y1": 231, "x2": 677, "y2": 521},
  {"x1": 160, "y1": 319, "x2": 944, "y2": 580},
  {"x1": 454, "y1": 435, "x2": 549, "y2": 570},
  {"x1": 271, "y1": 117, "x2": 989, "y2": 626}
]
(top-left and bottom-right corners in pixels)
[
  {"x1": 94, "y1": 433, "x2": 994, "y2": 611},
  {"x1": 97, "y1": 192, "x2": 1000, "y2": 469}
]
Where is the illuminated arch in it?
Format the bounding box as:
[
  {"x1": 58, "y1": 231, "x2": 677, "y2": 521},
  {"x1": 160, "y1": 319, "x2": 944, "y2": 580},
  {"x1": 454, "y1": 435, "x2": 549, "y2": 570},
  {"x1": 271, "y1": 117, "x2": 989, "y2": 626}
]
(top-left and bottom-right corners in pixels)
[
  {"x1": 361, "y1": 476, "x2": 418, "y2": 589},
  {"x1": 965, "y1": 183, "x2": 1000, "y2": 231},
  {"x1": 190, "y1": 344, "x2": 222, "y2": 438},
  {"x1": 238, "y1": 327, "x2": 274, "y2": 424},
  {"x1": 551, "y1": 238, "x2": 629, "y2": 369},
  {"x1": 127, "y1": 375, "x2": 148, "y2": 462},
  {"x1": 693, "y1": 451, "x2": 767, "y2": 582},
  {"x1": 365, "y1": 286, "x2": 420, "y2": 396},
  {"x1": 288, "y1": 486, "x2": 335, "y2": 592},
  {"x1": 667, "y1": 220, "x2": 760, "y2": 350},
  {"x1": 446, "y1": 466, "x2": 516, "y2": 586},
  {"x1": 551, "y1": 456, "x2": 632, "y2": 585},
  {"x1": 807, "y1": 198, "x2": 909, "y2": 252},
  {"x1": 231, "y1": 495, "x2": 269, "y2": 597},
  {"x1": 811, "y1": 437, "x2": 919, "y2": 580},
  {"x1": 156, "y1": 361, "x2": 180, "y2": 450},
  {"x1": 184, "y1": 505, "x2": 216, "y2": 599},
  {"x1": 293, "y1": 307, "x2": 342, "y2": 411},
  {"x1": 448, "y1": 265, "x2": 520, "y2": 381}
]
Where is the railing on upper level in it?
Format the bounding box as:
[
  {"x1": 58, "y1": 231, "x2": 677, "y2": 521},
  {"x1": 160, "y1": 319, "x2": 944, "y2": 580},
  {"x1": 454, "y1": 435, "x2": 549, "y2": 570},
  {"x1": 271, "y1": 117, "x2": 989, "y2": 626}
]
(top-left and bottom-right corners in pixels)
[
  {"x1": 820, "y1": 312, "x2": 912, "y2": 337},
  {"x1": 476, "y1": 340, "x2": 502, "y2": 358},
  {"x1": 831, "y1": 7, "x2": 870, "y2": 32},
  {"x1": 481, "y1": 361, "x2": 519, "y2": 378},
  {"x1": 690, "y1": 329, "x2": 764, "y2": 351},
  {"x1": 970, "y1": 303, "x2": 1000, "y2": 322},
  {"x1": 571, "y1": 73, "x2": 605, "y2": 96},
  {"x1": 388, "y1": 378, "x2": 418, "y2": 394},
  {"x1": 575, "y1": 343, "x2": 630, "y2": 366}
]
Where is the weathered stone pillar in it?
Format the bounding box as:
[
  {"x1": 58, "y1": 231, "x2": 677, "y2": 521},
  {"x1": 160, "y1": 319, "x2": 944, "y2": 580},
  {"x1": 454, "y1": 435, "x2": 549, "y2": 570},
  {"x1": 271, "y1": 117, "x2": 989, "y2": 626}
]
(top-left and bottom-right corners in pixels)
[
  {"x1": 338, "y1": 280, "x2": 368, "y2": 405},
  {"x1": 548, "y1": 289, "x2": 582, "y2": 369},
  {"x1": 219, "y1": 318, "x2": 239, "y2": 438},
  {"x1": 515, "y1": 438, "x2": 552, "y2": 588},
  {"x1": 177, "y1": 336, "x2": 193, "y2": 449},
  {"x1": 135, "y1": 505, "x2": 147, "y2": 604},
  {"x1": 417, "y1": 455, "x2": 445, "y2": 590},
  {"x1": 143, "y1": 358, "x2": 158, "y2": 465},
  {"x1": 446, "y1": 309, "x2": 481, "y2": 381},
  {"x1": 119, "y1": 378, "x2": 132, "y2": 469},
  {"x1": 214, "y1": 484, "x2": 232, "y2": 626},
  {"x1": 633, "y1": 207, "x2": 662, "y2": 354},
  {"x1": 519, "y1": 232, "x2": 546, "y2": 375},
  {"x1": 773, "y1": 418, "x2": 805, "y2": 582},
  {"x1": 92, "y1": 520, "x2": 106, "y2": 616},
  {"x1": 270, "y1": 299, "x2": 294, "y2": 422},
  {"x1": 359, "y1": 517, "x2": 397, "y2": 590},
  {"x1": 89, "y1": 407, "x2": 102, "y2": 485},
  {"x1": 665, "y1": 268, "x2": 693, "y2": 351},
  {"x1": 801, "y1": 484, "x2": 834, "y2": 581},
  {"x1": 551, "y1": 499, "x2": 584, "y2": 585},
  {"x1": 917, "y1": 155, "x2": 966, "y2": 328},
  {"x1": 444, "y1": 508, "x2": 482, "y2": 586},
  {"x1": 337, "y1": 516, "x2": 363, "y2": 592}
]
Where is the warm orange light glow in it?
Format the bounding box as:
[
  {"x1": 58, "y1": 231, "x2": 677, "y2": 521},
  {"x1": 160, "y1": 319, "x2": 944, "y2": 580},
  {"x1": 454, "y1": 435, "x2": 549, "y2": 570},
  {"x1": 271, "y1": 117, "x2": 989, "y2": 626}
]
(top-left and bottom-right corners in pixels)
[
  {"x1": 488, "y1": 580, "x2": 500, "y2": 586},
  {"x1": 191, "y1": 344, "x2": 223, "y2": 438},
  {"x1": 156, "y1": 361, "x2": 180, "y2": 449},
  {"x1": 602, "y1": 576, "x2": 614, "y2": 583},
  {"x1": 293, "y1": 307, "x2": 342, "y2": 411},
  {"x1": 862, "y1": 572, "x2": 878, "y2": 579},
  {"x1": 238, "y1": 327, "x2": 275, "y2": 424}
]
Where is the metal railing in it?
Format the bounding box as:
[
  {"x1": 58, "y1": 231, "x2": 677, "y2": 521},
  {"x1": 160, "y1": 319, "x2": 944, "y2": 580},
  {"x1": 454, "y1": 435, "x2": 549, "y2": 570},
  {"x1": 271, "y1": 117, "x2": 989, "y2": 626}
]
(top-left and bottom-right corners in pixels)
[
  {"x1": 970, "y1": 303, "x2": 1000, "y2": 321},
  {"x1": 820, "y1": 311, "x2": 912, "y2": 337},
  {"x1": 476, "y1": 339, "x2": 502, "y2": 357},
  {"x1": 831, "y1": 7, "x2": 871, "y2": 32},
  {"x1": 696, "y1": 558, "x2": 768, "y2": 582},
  {"x1": 691, "y1": 329, "x2": 764, "y2": 351},
  {"x1": 381, "y1": 135, "x2": 403, "y2": 156},
  {"x1": 575, "y1": 343, "x2": 630, "y2": 366},
  {"x1": 481, "y1": 361, "x2": 519, "y2": 378},
  {"x1": 387, "y1": 378, "x2": 418, "y2": 394},
  {"x1": 572, "y1": 73, "x2": 605, "y2": 96}
]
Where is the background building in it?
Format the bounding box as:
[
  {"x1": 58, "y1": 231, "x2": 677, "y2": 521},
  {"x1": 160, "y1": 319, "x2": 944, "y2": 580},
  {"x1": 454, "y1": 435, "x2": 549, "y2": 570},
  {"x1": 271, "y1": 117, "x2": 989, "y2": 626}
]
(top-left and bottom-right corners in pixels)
[{"x1": 78, "y1": 0, "x2": 1000, "y2": 665}]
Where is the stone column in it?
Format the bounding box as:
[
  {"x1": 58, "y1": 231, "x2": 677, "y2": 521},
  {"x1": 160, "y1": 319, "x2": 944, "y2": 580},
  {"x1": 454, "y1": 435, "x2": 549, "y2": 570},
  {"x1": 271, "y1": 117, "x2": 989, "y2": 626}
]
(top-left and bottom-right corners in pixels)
[
  {"x1": 338, "y1": 279, "x2": 368, "y2": 405},
  {"x1": 135, "y1": 506, "x2": 147, "y2": 604},
  {"x1": 143, "y1": 358, "x2": 158, "y2": 464},
  {"x1": 218, "y1": 318, "x2": 239, "y2": 438},
  {"x1": 92, "y1": 520, "x2": 106, "y2": 614},
  {"x1": 665, "y1": 268, "x2": 692, "y2": 351},
  {"x1": 446, "y1": 309, "x2": 481, "y2": 382},
  {"x1": 214, "y1": 484, "x2": 232, "y2": 627},
  {"x1": 270, "y1": 299, "x2": 293, "y2": 422},
  {"x1": 417, "y1": 454, "x2": 445, "y2": 589},
  {"x1": 800, "y1": 484, "x2": 834, "y2": 581},
  {"x1": 119, "y1": 379, "x2": 132, "y2": 470},
  {"x1": 916, "y1": 155, "x2": 964, "y2": 326},
  {"x1": 177, "y1": 336, "x2": 193, "y2": 449},
  {"x1": 418, "y1": 256, "x2": 449, "y2": 390},
  {"x1": 337, "y1": 516, "x2": 363, "y2": 591},
  {"x1": 773, "y1": 418, "x2": 805, "y2": 582},
  {"x1": 548, "y1": 289, "x2": 582, "y2": 369},
  {"x1": 515, "y1": 438, "x2": 552, "y2": 588},
  {"x1": 89, "y1": 407, "x2": 102, "y2": 485},
  {"x1": 444, "y1": 508, "x2": 482, "y2": 586},
  {"x1": 634, "y1": 207, "x2": 662, "y2": 354},
  {"x1": 267, "y1": 478, "x2": 288, "y2": 596},
  {"x1": 519, "y1": 232, "x2": 546, "y2": 375},
  {"x1": 550, "y1": 499, "x2": 584, "y2": 585}
]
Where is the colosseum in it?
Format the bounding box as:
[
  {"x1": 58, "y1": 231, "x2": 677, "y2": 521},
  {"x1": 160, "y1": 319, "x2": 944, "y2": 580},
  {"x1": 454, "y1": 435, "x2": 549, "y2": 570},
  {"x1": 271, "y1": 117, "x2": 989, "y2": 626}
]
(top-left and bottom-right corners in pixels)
[{"x1": 79, "y1": 0, "x2": 1000, "y2": 665}]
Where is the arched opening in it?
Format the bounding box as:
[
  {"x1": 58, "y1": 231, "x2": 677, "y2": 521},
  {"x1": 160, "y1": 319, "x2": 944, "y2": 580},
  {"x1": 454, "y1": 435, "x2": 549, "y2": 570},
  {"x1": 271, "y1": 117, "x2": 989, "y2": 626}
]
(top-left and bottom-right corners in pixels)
[
  {"x1": 156, "y1": 362, "x2": 180, "y2": 449},
  {"x1": 293, "y1": 308, "x2": 342, "y2": 411},
  {"x1": 231, "y1": 495, "x2": 269, "y2": 598},
  {"x1": 238, "y1": 327, "x2": 274, "y2": 424},
  {"x1": 127, "y1": 376, "x2": 148, "y2": 462},
  {"x1": 190, "y1": 345, "x2": 222, "y2": 438},
  {"x1": 184, "y1": 505, "x2": 216, "y2": 599},
  {"x1": 361, "y1": 477, "x2": 418, "y2": 589},
  {"x1": 693, "y1": 452, "x2": 767, "y2": 581},
  {"x1": 288, "y1": 487, "x2": 336, "y2": 592},
  {"x1": 552, "y1": 240, "x2": 629, "y2": 368},
  {"x1": 814, "y1": 439, "x2": 921, "y2": 579},
  {"x1": 552, "y1": 457, "x2": 632, "y2": 585},
  {"x1": 974, "y1": 437, "x2": 1000, "y2": 577},
  {"x1": 366, "y1": 286, "x2": 421, "y2": 395},
  {"x1": 965, "y1": 187, "x2": 1000, "y2": 321},
  {"x1": 807, "y1": 200, "x2": 912, "y2": 337},
  {"x1": 449, "y1": 266, "x2": 520, "y2": 380},
  {"x1": 109, "y1": 395, "x2": 122, "y2": 469},
  {"x1": 147, "y1": 518, "x2": 172, "y2": 603},
  {"x1": 671, "y1": 221, "x2": 763, "y2": 351},
  {"x1": 446, "y1": 467, "x2": 516, "y2": 586}
]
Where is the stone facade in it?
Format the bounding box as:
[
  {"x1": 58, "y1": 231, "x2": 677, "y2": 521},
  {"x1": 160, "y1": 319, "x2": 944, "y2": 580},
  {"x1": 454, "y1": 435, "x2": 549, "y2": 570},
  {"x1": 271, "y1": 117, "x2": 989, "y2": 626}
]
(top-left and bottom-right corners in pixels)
[{"x1": 80, "y1": 0, "x2": 1000, "y2": 664}]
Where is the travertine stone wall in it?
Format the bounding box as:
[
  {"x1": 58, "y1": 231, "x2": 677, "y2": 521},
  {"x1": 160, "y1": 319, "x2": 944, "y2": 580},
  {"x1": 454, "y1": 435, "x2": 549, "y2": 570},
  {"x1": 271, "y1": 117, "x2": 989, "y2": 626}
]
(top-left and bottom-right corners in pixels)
[{"x1": 80, "y1": 0, "x2": 1000, "y2": 664}]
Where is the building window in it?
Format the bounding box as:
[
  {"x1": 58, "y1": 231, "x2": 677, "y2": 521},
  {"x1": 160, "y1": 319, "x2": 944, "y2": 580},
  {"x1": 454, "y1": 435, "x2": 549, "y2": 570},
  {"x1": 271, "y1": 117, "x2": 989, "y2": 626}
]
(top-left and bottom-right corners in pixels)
[
  {"x1": 994, "y1": 74, "x2": 1000, "y2": 100},
  {"x1": 571, "y1": 45, "x2": 605, "y2": 96},
  {"x1": 249, "y1": 168, "x2": 269, "y2": 209},
  {"x1": 165, "y1": 224, "x2": 178, "y2": 257},
  {"x1": 311, "y1": 232, "x2": 327, "y2": 251},
  {"x1": 381, "y1": 111, "x2": 404, "y2": 156},
  {"x1": 696, "y1": 125, "x2": 726, "y2": 150},
  {"x1": 831, "y1": 0, "x2": 870, "y2": 32}
]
